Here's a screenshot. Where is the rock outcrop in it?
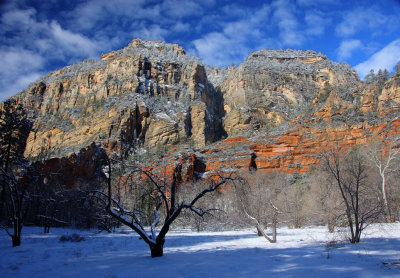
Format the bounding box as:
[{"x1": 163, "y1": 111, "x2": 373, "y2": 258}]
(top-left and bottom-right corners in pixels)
[
  {"x1": 213, "y1": 49, "x2": 360, "y2": 136},
  {"x1": 4, "y1": 39, "x2": 400, "y2": 183},
  {"x1": 33, "y1": 142, "x2": 108, "y2": 188},
  {"x1": 378, "y1": 76, "x2": 400, "y2": 113},
  {"x1": 13, "y1": 39, "x2": 224, "y2": 159},
  {"x1": 141, "y1": 116, "x2": 400, "y2": 182}
]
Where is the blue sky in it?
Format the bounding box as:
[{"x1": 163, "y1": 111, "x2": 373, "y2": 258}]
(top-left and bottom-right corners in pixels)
[{"x1": 1, "y1": 0, "x2": 400, "y2": 101}]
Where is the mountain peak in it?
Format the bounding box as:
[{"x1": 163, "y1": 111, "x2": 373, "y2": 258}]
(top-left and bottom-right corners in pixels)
[
  {"x1": 101, "y1": 38, "x2": 196, "y2": 64},
  {"x1": 248, "y1": 49, "x2": 327, "y2": 61}
]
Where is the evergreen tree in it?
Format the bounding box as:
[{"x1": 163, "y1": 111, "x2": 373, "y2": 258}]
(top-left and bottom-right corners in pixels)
[
  {"x1": 396, "y1": 61, "x2": 400, "y2": 75},
  {"x1": 383, "y1": 69, "x2": 389, "y2": 81},
  {"x1": 0, "y1": 99, "x2": 32, "y2": 223},
  {"x1": 0, "y1": 99, "x2": 31, "y2": 172},
  {"x1": 364, "y1": 69, "x2": 375, "y2": 84}
]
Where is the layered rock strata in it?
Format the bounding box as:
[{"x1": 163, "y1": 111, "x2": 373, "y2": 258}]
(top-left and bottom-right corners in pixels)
[
  {"x1": 4, "y1": 39, "x2": 400, "y2": 183},
  {"x1": 212, "y1": 49, "x2": 360, "y2": 136},
  {"x1": 146, "y1": 117, "x2": 400, "y2": 181},
  {"x1": 13, "y1": 39, "x2": 224, "y2": 159}
]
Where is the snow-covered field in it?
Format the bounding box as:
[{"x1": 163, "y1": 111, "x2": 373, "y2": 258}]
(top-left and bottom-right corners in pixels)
[{"x1": 1, "y1": 223, "x2": 400, "y2": 278}]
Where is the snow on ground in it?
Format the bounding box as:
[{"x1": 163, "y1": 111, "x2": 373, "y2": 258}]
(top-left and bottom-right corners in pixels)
[{"x1": 1, "y1": 223, "x2": 400, "y2": 278}]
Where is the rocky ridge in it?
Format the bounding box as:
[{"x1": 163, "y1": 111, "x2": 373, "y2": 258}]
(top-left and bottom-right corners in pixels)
[
  {"x1": 212, "y1": 48, "x2": 360, "y2": 137},
  {"x1": 14, "y1": 39, "x2": 225, "y2": 159},
  {"x1": 5, "y1": 39, "x2": 400, "y2": 184}
]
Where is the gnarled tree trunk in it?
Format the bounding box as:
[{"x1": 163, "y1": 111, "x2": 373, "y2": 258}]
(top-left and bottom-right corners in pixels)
[
  {"x1": 150, "y1": 241, "x2": 164, "y2": 258},
  {"x1": 101, "y1": 160, "x2": 233, "y2": 257},
  {"x1": 246, "y1": 210, "x2": 277, "y2": 243}
]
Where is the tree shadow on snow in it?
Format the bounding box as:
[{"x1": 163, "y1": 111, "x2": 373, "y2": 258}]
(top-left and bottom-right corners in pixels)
[{"x1": 150, "y1": 236, "x2": 400, "y2": 278}]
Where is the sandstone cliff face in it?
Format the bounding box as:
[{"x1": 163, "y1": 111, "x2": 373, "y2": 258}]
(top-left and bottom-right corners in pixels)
[
  {"x1": 378, "y1": 76, "x2": 400, "y2": 112},
  {"x1": 13, "y1": 39, "x2": 224, "y2": 158},
  {"x1": 140, "y1": 116, "x2": 400, "y2": 183},
  {"x1": 213, "y1": 49, "x2": 360, "y2": 137},
  {"x1": 33, "y1": 142, "x2": 108, "y2": 188},
  {"x1": 202, "y1": 72, "x2": 400, "y2": 177},
  {"x1": 5, "y1": 39, "x2": 400, "y2": 183}
]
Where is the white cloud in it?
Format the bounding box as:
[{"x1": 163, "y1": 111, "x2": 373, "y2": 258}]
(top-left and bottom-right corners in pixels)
[
  {"x1": 221, "y1": 3, "x2": 250, "y2": 18},
  {"x1": 50, "y1": 21, "x2": 99, "y2": 58},
  {"x1": 0, "y1": 6, "x2": 100, "y2": 60},
  {"x1": 191, "y1": 3, "x2": 273, "y2": 66},
  {"x1": 191, "y1": 0, "x2": 333, "y2": 66},
  {"x1": 193, "y1": 32, "x2": 249, "y2": 66},
  {"x1": 223, "y1": 21, "x2": 257, "y2": 41},
  {"x1": 336, "y1": 7, "x2": 397, "y2": 37},
  {"x1": 0, "y1": 48, "x2": 44, "y2": 74},
  {"x1": 2, "y1": 72, "x2": 43, "y2": 100},
  {"x1": 337, "y1": 39, "x2": 363, "y2": 61},
  {"x1": 172, "y1": 22, "x2": 190, "y2": 33},
  {"x1": 272, "y1": 0, "x2": 303, "y2": 46},
  {"x1": 0, "y1": 5, "x2": 105, "y2": 100},
  {"x1": 70, "y1": 0, "x2": 159, "y2": 31},
  {"x1": 0, "y1": 7, "x2": 49, "y2": 45},
  {"x1": 297, "y1": 0, "x2": 336, "y2": 6},
  {"x1": 305, "y1": 11, "x2": 328, "y2": 36},
  {"x1": 134, "y1": 24, "x2": 170, "y2": 41},
  {"x1": 355, "y1": 39, "x2": 400, "y2": 78},
  {"x1": 160, "y1": 0, "x2": 203, "y2": 18},
  {"x1": 1, "y1": 7, "x2": 37, "y2": 27},
  {"x1": 0, "y1": 47, "x2": 45, "y2": 101}
]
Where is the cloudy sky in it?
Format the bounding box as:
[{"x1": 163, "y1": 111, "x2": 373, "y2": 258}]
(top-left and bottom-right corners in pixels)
[{"x1": 1, "y1": 0, "x2": 400, "y2": 101}]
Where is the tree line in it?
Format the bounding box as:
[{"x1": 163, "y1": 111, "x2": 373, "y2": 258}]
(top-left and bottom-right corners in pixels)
[{"x1": 364, "y1": 61, "x2": 400, "y2": 85}]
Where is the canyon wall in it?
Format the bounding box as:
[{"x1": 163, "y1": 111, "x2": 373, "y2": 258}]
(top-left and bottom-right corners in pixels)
[
  {"x1": 4, "y1": 39, "x2": 400, "y2": 184},
  {"x1": 14, "y1": 39, "x2": 224, "y2": 159}
]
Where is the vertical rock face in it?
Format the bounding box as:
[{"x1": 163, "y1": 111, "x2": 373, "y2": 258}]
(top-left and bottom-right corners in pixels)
[
  {"x1": 33, "y1": 142, "x2": 108, "y2": 188},
  {"x1": 4, "y1": 38, "x2": 400, "y2": 181},
  {"x1": 13, "y1": 39, "x2": 224, "y2": 158},
  {"x1": 378, "y1": 76, "x2": 400, "y2": 113},
  {"x1": 211, "y1": 49, "x2": 360, "y2": 137}
]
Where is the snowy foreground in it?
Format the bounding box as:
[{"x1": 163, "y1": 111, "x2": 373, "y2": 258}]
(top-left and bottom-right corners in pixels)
[{"x1": 1, "y1": 224, "x2": 400, "y2": 278}]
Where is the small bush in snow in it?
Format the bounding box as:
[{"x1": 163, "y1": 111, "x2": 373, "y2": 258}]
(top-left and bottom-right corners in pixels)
[
  {"x1": 325, "y1": 240, "x2": 345, "y2": 250},
  {"x1": 59, "y1": 234, "x2": 85, "y2": 242}
]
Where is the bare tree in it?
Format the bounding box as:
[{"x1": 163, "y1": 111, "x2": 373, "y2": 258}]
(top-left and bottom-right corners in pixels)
[
  {"x1": 365, "y1": 138, "x2": 400, "y2": 222},
  {"x1": 272, "y1": 172, "x2": 311, "y2": 229},
  {"x1": 96, "y1": 160, "x2": 233, "y2": 257},
  {"x1": 244, "y1": 202, "x2": 279, "y2": 243},
  {"x1": 322, "y1": 147, "x2": 382, "y2": 243},
  {"x1": 0, "y1": 162, "x2": 38, "y2": 246},
  {"x1": 308, "y1": 169, "x2": 342, "y2": 232},
  {"x1": 175, "y1": 180, "x2": 222, "y2": 232},
  {"x1": 234, "y1": 170, "x2": 282, "y2": 243}
]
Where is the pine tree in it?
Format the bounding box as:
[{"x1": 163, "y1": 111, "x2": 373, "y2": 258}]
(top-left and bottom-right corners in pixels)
[
  {"x1": 383, "y1": 69, "x2": 389, "y2": 81},
  {"x1": 364, "y1": 69, "x2": 376, "y2": 84},
  {"x1": 396, "y1": 61, "x2": 400, "y2": 75},
  {"x1": 0, "y1": 99, "x2": 32, "y2": 223},
  {"x1": 0, "y1": 99, "x2": 31, "y2": 172}
]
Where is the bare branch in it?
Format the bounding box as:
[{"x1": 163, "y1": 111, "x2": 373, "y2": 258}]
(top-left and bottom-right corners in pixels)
[
  {"x1": 103, "y1": 162, "x2": 233, "y2": 257},
  {"x1": 188, "y1": 176, "x2": 234, "y2": 208},
  {"x1": 133, "y1": 169, "x2": 171, "y2": 217},
  {"x1": 151, "y1": 206, "x2": 160, "y2": 240},
  {"x1": 0, "y1": 224, "x2": 12, "y2": 238}
]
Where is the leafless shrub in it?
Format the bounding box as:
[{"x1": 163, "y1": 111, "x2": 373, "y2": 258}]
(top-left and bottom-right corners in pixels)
[{"x1": 321, "y1": 147, "x2": 382, "y2": 243}]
